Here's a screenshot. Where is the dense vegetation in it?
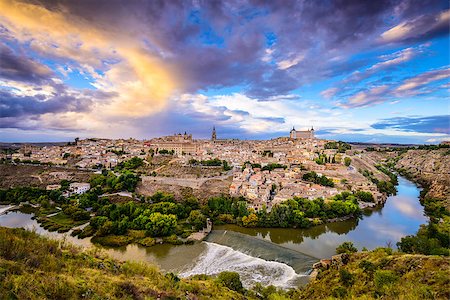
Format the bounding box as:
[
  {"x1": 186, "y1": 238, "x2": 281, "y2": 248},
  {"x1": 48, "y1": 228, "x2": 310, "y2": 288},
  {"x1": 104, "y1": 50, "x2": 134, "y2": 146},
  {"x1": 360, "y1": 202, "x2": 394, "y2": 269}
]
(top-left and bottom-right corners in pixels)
[
  {"x1": 207, "y1": 193, "x2": 360, "y2": 228},
  {"x1": 89, "y1": 171, "x2": 140, "y2": 192},
  {"x1": 189, "y1": 158, "x2": 232, "y2": 171},
  {"x1": 302, "y1": 171, "x2": 335, "y2": 187},
  {"x1": 304, "y1": 247, "x2": 449, "y2": 299},
  {"x1": 1, "y1": 227, "x2": 448, "y2": 300},
  {"x1": 158, "y1": 149, "x2": 175, "y2": 155},
  {"x1": 333, "y1": 190, "x2": 375, "y2": 203},
  {"x1": 0, "y1": 186, "x2": 62, "y2": 204},
  {"x1": 360, "y1": 169, "x2": 397, "y2": 195},
  {"x1": 114, "y1": 157, "x2": 144, "y2": 171},
  {"x1": 0, "y1": 227, "x2": 250, "y2": 299},
  {"x1": 261, "y1": 163, "x2": 287, "y2": 171},
  {"x1": 397, "y1": 188, "x2": 450, "y2": 256},
  {"x1": 324, "y1": 141, "x2": 352, "y2": 153}
]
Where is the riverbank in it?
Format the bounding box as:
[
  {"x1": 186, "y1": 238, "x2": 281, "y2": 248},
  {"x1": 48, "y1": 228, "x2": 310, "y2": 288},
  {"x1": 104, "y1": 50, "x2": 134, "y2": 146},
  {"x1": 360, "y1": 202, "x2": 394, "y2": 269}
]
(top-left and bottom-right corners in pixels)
[
  {"x1": 2, "y1": 225, "x2": 449, "y2": 299},
  {"x1": 213, "y1": 176, "x2": 427, "y2": 258},
  {"x1": 0, "y1": 226, "x2": 249, "y2": 300},
  {"x1": 0, "y1": 176, "x2": 430, "y2": 288}
]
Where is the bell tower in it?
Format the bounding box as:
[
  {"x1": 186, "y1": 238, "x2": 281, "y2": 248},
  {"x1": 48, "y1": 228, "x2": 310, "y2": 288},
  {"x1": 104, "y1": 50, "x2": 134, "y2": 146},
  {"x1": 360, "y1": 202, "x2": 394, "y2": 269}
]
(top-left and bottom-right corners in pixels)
[{"x1": 211, "y1": 126, "x2": 217, "y2": 141}]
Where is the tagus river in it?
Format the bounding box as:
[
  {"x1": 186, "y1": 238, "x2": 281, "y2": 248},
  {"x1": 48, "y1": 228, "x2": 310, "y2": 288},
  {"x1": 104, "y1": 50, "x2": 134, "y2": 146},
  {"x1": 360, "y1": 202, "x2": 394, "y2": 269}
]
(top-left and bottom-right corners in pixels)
[{"x1": 0, "y1": 176, "x2": 427, "y2": 288}]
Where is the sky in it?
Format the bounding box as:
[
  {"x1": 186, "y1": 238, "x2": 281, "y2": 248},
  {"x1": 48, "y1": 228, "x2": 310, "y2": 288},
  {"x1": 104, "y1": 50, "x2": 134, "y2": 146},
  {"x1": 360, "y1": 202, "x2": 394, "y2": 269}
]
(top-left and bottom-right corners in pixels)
[{"x1": 0, "y1": 0, "x2": 449, "y2": 144}]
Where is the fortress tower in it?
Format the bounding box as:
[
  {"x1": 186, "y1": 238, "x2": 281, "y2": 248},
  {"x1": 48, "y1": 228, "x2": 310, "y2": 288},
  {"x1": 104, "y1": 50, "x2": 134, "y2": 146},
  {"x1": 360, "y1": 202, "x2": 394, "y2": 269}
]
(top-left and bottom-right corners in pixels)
[{"x1": 289, "y1": 126, "x2": 315, "y2": 139}]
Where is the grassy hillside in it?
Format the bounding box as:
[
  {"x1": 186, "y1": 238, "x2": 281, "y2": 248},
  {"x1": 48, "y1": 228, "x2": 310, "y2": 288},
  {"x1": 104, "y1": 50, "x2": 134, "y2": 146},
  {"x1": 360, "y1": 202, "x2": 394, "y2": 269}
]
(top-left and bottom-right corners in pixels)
[
  {"x1": 301, "y1": 248, "x2": 450, "y2": 299},
  {"x1": 1, "y1": 226, "x2": 449, "y2": 300},
  {"x1": 0, "y1": 227, "x2": 246, "y2": 300}
]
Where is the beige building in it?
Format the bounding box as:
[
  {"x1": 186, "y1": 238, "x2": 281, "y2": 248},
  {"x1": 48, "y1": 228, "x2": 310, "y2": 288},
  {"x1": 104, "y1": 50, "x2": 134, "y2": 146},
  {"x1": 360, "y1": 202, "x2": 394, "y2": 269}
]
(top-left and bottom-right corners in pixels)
[
  {"x1": 148, "y1": 132, "x2": 198, "y2": 156},
  {"x1": 289, "y1": 127, "x2": 315, "y2": 139}
]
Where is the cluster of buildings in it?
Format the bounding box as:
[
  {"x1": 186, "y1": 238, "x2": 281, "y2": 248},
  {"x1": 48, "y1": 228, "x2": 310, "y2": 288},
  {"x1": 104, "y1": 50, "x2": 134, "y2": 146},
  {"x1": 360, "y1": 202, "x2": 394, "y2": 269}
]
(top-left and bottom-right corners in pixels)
[
  {"x1": 46, "y1": 182, "x2": 91, "y2": 198},
  {"x1": 6, "y1": 126, "x2": 385, "y2": 206},
  {"x1": 230, "y1": 165, "x2": 341, "y2": 211},
  {"x1": 6, "y1": 138, "x2": 151, "y2": 169}
]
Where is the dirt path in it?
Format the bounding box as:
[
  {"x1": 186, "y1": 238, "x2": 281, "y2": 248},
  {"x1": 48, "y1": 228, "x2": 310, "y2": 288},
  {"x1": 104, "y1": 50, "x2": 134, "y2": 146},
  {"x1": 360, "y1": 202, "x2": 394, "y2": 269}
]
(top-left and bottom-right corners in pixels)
[
  {"x1": 152, "y1": 158, "x2": 180, "y2": 173},
  {"x1": 31, "y1": 175, "x2": 43, "y2": 183}
]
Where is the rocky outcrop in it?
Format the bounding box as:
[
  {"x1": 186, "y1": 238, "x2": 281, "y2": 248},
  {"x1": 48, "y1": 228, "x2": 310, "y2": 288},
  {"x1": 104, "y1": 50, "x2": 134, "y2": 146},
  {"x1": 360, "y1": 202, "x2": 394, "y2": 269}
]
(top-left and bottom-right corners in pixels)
[
  {"x1": 310, "y1": 253, "x2": 350, "y2": 279},
  {"x1": 396, "y1": 149, "x2": 450, "y2": 207}
]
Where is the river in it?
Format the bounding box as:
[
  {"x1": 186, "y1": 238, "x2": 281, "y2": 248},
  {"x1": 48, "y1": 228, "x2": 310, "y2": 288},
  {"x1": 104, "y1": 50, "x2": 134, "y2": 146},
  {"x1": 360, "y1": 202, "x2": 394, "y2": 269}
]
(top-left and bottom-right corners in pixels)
[{"x1": 0, "y1": 176, "x2": 427, "y2": 288}]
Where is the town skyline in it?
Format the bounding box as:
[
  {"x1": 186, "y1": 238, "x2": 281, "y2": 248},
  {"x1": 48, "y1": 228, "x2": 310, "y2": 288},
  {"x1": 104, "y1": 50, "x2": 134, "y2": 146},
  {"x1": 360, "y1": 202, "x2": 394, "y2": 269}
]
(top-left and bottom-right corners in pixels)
[{"x1": 0, "y1": 0, "x2": 449, "y2": 144}]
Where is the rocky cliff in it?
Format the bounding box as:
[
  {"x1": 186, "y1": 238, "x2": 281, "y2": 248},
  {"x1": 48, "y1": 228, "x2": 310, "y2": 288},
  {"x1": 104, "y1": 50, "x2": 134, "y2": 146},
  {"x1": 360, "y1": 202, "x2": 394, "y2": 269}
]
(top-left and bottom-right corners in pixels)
[{"x1": 396, "y1": 149, "x2": 450, "y2": 207}]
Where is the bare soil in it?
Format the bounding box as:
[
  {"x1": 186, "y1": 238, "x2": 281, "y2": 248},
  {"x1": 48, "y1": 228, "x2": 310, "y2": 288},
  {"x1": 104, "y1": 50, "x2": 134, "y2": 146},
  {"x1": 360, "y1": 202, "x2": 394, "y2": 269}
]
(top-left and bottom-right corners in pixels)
[{"x1": 0, "y1": 164, "x2": 93, "y2": 189}]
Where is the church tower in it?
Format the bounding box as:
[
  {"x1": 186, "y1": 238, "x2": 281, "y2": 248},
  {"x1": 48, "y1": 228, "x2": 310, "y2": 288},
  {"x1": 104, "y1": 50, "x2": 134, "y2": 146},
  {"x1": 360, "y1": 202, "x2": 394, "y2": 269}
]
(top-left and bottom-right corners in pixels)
[{"x1": 211, "y1": 126, "x2": 217, "y2": 141}]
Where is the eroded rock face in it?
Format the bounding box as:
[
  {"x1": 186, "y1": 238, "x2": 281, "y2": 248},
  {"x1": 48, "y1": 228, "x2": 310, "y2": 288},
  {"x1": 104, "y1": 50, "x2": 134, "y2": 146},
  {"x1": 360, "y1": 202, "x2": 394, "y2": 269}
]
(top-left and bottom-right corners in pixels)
[{"x1": 396, "y1": 149, "x2": 450, "y2": 207}]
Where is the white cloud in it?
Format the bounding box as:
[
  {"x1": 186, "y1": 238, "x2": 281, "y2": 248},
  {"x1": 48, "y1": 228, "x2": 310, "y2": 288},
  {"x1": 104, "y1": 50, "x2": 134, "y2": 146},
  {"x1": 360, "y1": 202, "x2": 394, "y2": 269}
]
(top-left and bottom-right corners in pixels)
[{"x1": 277, "y1": 53, "x2": 305, "y2": 70}]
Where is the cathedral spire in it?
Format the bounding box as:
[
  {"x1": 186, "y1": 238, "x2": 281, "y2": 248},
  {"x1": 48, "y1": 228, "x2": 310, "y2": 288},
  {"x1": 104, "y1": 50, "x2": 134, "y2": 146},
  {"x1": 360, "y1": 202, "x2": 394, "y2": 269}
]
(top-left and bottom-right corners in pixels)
[{"x1": 211, "y1": 126, "x2": 217, "y2": 141}]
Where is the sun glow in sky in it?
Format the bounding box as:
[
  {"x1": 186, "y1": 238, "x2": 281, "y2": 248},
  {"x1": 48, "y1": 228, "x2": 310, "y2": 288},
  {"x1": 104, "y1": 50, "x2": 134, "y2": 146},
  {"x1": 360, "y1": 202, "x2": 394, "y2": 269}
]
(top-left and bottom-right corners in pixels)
[{"x1": 0, "y1": 0, "x2": 449, "y2": 143}]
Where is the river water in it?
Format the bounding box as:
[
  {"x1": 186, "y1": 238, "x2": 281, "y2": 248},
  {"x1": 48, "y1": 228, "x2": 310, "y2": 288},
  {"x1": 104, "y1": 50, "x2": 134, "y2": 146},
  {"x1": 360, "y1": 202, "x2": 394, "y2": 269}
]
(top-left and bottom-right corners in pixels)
[{"x1": 0, "y1": 176, "x2": 426, "y2": 288}]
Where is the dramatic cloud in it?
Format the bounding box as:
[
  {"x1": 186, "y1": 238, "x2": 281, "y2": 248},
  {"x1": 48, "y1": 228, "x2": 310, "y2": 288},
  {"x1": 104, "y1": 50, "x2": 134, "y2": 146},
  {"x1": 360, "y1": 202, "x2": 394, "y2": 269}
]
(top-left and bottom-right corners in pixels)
[
  {"x1": 371, "y1": 115, "x2": 450, "y2": 134},
  {"x1": 381, "y1": 9, "x2": 450, "y2": 43},
  {"x1": 0, "y1": 0, "x2": 177, "y2": 117},
  {"x1": 338, "y1": 67, "x2": 450, "y2": 108},
  {"x1": 0, "y1": 43, "x2": 53, "y2": 84},
  {"x1": 395, "y1": 67, "x2": 450, "y2": 96},
  {"x1": 0, "y1": 0, "x2": 449, "y2": 143}
]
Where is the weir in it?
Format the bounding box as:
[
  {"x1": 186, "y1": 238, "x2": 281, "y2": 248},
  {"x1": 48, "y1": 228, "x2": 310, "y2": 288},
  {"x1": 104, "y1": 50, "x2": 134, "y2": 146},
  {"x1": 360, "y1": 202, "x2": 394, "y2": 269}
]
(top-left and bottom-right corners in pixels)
[{"x1": 180, "y1": 230, "x2": 318, "y2": 288}]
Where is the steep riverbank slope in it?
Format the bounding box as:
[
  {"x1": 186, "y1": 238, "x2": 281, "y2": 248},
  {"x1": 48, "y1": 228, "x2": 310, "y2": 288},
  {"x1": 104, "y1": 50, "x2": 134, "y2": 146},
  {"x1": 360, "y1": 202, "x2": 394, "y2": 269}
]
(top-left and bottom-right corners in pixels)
[
  {"x1": 0, "y1": 227, "x2": 246, "y2": 300},
  {"x1": 396, "y1": 149, "x2": 450, "y2": 207},
  {"x1": 302, "y1": 248, "x2": 449, "y2": 299},
  {"x1": 1, "y1": 226, "x2": 449, "y2": 299}
]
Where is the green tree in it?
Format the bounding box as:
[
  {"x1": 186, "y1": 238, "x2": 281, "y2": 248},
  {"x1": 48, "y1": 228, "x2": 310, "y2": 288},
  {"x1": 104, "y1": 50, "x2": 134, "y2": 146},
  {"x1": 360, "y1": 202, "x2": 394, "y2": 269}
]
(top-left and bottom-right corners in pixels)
[
  {"x1": 187, "y1": 210, "x2": 207, "y2": 231},
  {"x1": 242, "y1": 213, "x2": 258, "y2": 227},
  {"x1": 344, "y1": 157, "x2": 352, "y2": 167},
  {"x1": 145, "y1": 212, "x2": 177, "y2": 237},
  {"x1": 336, "y1": 242, "x2": 358, "y2": 254},
  {"x1": 216, "y1": 271, "x2": 244, "y2": 293}
]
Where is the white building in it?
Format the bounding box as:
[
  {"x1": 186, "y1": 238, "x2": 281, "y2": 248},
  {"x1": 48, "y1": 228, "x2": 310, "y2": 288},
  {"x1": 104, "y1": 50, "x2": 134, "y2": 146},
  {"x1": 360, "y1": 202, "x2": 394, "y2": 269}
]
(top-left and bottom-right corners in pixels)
[{"x1": 68, "y1": 182, "x2": 91, "y2": 195}]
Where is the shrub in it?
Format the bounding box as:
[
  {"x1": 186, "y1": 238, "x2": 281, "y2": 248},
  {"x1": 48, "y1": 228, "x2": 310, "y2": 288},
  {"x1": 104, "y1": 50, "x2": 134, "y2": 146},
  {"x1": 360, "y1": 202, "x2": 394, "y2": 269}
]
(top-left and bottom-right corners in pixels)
[
  {"x1": 339, "y1": 269, "x2": 354, "y2": 287},
  {"x1": 216, "y1": 271, "x2": 244, "y2": 293},
  {"x1": 336, "y1": 242, "x2": 358, "y2": 254},
  {"x1": 358, "y1": 260, "x2": 376, "y2": 273},
  {"x1": 332, "y1": 286, "x2": 348, "y2": 298},
  {"x1": 344, "y1": 157, "x2": 352, "y2": 167},
  {"x1": 374, "y1": 270, "x2": 399, "y2": 290}
]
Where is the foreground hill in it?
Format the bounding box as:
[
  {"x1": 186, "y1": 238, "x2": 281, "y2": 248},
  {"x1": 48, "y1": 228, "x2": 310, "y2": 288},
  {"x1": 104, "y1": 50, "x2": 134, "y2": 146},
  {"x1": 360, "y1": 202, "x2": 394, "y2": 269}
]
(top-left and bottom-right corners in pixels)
[
  {"x1": 1, "y1": 226, "x2": 449, "y2": 300},
  {"x1": 0, "y1": 227, "x2": 245, "y2": 300},
  {"x1": 302, "y1": 249, "x2": 449, "y2": 299}
]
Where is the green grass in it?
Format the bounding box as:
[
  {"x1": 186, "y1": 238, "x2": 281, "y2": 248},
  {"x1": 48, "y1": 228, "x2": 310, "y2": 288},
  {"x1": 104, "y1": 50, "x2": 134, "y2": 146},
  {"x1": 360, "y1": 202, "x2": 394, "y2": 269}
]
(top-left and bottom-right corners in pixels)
[
  {"x1": 91, "y1": 235, "x2": 135, "y2": 247},
  {"x1": 37, "y1": 212, "x2": 87, "y2": 233},
  {"x1": 0, "y1": 227, "x2": 448, "y2": 299},
  {"x1": 300, "y1": 248, "x2": 450, "y2": 299},
  {"x1": 0, "y1": 226, "x2": 246, "y2": 300}
]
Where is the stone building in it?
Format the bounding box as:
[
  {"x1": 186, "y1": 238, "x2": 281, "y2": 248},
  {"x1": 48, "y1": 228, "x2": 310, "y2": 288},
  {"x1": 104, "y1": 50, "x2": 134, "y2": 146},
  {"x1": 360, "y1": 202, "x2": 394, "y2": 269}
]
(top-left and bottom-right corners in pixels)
[
  {"x1": 289, "y1": 127, "x2": 315, "y2": 139},
  {"x1": 149, "y1": 132, "x2": 198, "y2": 156}
]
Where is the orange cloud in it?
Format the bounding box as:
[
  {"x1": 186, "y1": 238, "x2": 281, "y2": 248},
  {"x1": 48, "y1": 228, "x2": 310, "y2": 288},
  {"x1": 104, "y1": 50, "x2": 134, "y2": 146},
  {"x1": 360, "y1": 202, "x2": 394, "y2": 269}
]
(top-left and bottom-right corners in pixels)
[{"x1": 0, "y1": 0, "x2": 177, "y2": 117}]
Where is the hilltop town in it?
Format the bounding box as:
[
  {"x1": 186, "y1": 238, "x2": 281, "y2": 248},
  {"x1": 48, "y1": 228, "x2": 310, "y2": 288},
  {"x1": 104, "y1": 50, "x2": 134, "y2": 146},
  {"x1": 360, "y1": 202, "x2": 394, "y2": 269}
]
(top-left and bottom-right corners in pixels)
[{"x1": 0, "y1": 127, "x2": 396, "y2": 211}]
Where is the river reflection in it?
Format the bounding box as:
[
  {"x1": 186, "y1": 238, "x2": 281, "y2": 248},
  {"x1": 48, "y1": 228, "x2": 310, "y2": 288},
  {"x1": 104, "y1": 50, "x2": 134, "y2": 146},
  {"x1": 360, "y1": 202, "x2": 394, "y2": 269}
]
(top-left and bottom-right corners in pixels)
[{"x1": 215, "y1": 176, "x2": 427, "y2": 258}]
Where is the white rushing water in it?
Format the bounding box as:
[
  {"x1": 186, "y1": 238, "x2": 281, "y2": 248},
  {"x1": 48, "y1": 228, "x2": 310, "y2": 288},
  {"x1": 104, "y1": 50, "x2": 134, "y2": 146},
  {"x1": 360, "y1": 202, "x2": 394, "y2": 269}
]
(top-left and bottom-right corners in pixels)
[
  {"x1": 180, "y1": 242, "x2": 304, "y2": 288},
  {"x1": 0, "y1": 205, "x2": 14, "y2": 216}
]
